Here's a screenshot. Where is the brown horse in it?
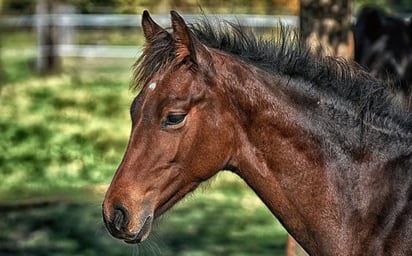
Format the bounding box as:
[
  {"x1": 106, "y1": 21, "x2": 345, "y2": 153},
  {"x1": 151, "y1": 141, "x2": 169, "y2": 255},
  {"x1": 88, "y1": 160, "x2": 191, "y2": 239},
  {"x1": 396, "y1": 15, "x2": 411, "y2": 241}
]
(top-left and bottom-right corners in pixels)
[{"x1": 103, "y1": 11, "x2": 412, "y2": 255}]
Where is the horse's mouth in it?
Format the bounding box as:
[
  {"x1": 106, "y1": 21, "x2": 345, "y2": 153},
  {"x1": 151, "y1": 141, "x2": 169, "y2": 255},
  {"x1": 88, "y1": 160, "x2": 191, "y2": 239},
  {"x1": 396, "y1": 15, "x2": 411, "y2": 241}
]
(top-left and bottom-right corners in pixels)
[
  {"x1": 124, "y1": 215, "x2": 152, "y2": 244},
  {"x1": 123, "y1": 199, "x2": 172, "y2": 244},
  {"x1": 122, "y1": 182, "x2": 199, "y2": 244}
]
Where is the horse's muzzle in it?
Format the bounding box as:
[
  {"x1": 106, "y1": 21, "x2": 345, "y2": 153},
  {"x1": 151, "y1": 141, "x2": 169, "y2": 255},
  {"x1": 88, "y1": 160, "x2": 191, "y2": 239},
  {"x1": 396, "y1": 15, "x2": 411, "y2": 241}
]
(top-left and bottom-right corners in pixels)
[{"x1": 102, "y1": 203, "x2": 153, "y2": 243}]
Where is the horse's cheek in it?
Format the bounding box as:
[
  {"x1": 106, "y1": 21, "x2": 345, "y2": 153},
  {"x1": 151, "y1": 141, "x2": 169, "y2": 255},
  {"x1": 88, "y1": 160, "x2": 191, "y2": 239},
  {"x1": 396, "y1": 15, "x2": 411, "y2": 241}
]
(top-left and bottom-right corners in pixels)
[{"x1": 194, "y1": 128, "x2": 229, "y2": 178}]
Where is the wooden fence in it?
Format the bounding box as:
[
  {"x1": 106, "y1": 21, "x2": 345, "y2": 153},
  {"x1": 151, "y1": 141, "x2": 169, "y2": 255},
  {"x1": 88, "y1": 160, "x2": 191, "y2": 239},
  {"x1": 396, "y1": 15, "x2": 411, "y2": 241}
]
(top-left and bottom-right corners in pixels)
[{"x1": 1, "y1": 11, "x2": 297, "y2": 72}]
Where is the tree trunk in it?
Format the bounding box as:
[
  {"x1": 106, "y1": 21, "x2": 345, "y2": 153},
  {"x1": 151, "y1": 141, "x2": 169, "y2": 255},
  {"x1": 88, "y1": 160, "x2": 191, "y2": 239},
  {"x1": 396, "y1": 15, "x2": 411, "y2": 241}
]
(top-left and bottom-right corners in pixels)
[
  {"x1": 36, "y1": 0, "x2": 61, "y2": 74},
  {"x1": 0, "y1": 0, "x2": 4, "y2": 84},
  {"x1": 300, "y1": 0, "x2": 353, "y2": 59}
]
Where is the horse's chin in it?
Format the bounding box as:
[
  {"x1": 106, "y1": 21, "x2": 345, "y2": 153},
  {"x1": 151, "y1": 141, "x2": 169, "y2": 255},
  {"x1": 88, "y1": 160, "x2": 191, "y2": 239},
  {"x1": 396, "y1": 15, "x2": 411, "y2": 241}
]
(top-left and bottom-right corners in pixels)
[{"x1": 124, "y1": 215, "x2": 153, "y2": 244}]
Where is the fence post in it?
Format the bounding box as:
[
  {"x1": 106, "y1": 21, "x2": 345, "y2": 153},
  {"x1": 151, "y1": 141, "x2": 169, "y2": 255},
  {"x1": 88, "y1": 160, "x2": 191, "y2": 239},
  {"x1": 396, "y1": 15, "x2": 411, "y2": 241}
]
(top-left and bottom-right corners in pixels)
[
  {"x1": 0, "y1": 0, "x2": 4, "y2": 84},
  {"x1": 36, "y1": 0, "x2": 61, "y2": 74},
  {"x1": 56, "y1": 3, "x2": 76, "y2": 45}
]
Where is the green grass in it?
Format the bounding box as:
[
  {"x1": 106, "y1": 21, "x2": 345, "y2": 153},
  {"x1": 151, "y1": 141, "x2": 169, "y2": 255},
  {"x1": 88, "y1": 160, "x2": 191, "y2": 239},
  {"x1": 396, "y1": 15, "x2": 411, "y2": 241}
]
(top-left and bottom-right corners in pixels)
[
  {"x1": 0, "y1": 56, "x2": 136, "y2": 194},
  {"x1": 153, "y1": 174, "x2": 288, "y2": 255},
  {"x1": 0, "y1": 54, "x2": 288, "y2": 255},
  {"x1": 1, "y1": 29, "x2": 144, "y2": 48}
]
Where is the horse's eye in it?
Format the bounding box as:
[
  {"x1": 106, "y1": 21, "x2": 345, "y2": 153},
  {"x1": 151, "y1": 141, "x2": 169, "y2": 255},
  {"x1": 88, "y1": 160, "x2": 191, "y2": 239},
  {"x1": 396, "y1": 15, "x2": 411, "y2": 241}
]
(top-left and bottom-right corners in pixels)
[{"x1": 163, "y1": 113, "x2": 186, "y2": 127}]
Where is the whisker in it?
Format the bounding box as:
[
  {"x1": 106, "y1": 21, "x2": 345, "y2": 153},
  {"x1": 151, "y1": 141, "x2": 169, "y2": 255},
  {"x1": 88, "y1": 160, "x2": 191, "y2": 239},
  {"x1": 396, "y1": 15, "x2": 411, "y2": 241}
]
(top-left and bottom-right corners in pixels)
[{"x1": 132, "y1": 244, "x2": 140, "y2": 256}]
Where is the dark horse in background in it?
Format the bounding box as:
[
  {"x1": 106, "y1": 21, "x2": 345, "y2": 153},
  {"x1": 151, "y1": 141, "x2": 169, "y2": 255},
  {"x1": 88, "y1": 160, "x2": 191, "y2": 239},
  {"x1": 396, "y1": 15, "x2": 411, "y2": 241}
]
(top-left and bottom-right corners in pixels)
[
  {"x1": 103, "y1": 11, "x2": 412, "y2": 255},
  {"x1": 354, "y1": 6, "x2": 412, "y2": 95}
]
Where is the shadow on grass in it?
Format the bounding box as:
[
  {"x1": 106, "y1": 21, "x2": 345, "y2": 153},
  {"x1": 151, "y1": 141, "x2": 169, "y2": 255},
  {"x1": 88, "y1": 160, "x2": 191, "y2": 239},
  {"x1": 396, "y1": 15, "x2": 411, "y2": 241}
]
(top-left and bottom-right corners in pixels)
[
  {"x1": 0, "y1": 201, "x2": 131, "y2": 256},
  {"x1": 0, "y1": 193, "x2": 287, "y2": 256}
]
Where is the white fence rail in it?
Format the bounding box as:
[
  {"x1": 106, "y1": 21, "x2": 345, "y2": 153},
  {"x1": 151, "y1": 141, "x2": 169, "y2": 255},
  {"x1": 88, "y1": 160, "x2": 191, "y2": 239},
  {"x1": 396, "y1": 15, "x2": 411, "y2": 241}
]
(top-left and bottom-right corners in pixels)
[
  {"x1": 1, "y1": 14, "x2": 298, "y2": 60},
  {"x1": 1, "y1": 14, "x2": 298, "y2": 28}
]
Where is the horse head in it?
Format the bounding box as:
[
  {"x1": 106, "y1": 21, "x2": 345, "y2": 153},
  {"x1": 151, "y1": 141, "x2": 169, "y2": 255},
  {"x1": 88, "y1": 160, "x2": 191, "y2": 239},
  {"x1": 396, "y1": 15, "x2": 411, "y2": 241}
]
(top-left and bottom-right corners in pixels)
[{"x1": 102, "y1": 11, "x2": 238, "y2": 243}]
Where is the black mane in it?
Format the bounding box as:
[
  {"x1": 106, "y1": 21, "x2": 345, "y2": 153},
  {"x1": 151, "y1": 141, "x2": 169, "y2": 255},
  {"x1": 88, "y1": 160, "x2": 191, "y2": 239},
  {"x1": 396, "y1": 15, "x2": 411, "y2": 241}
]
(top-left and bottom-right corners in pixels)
[{"x1": 133, "y1": 17, "x2": 412, "y2": 138}]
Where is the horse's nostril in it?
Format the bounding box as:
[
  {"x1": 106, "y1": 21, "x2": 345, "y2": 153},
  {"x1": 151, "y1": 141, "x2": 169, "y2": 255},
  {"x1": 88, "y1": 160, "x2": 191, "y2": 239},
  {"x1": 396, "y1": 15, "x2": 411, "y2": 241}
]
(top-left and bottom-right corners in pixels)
[{"x1": 112, "y1": 205, "x2": 129, "y2": 232}]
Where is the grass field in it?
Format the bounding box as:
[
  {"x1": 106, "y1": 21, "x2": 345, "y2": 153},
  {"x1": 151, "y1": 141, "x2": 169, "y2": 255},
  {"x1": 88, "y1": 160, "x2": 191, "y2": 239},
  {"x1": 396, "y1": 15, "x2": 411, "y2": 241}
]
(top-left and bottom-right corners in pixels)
[{"x1": 0, "y1": 50, "x2": 288, "y2": 255}]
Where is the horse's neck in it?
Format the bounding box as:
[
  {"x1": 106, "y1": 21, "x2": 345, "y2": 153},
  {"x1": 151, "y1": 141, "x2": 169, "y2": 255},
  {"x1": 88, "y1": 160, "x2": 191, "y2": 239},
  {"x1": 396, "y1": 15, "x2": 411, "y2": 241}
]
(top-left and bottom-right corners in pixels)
[
  {"x1": 218, "y1": 56, "x2": 339, "y2": 253},
  {"x1": 217, "y1": 53, "x2": 412, "y2": 255}
]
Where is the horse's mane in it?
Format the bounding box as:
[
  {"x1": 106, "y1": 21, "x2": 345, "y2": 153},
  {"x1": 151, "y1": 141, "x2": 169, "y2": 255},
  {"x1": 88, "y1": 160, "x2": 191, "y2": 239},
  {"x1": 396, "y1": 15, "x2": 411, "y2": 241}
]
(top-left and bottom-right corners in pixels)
[{"x1": 133, "y1": 17, "x2": 412, "y2": 137}]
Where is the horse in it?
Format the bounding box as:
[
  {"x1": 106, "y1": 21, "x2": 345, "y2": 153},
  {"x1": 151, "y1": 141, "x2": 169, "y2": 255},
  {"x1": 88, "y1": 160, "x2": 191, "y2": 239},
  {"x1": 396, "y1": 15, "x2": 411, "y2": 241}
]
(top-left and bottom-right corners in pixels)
[
  {"x1": 102, "y1": 10, "x2": 412, "y2": 255},
  {"x1": 354, "y1": 6, "x2": 412, "y2": 94}
]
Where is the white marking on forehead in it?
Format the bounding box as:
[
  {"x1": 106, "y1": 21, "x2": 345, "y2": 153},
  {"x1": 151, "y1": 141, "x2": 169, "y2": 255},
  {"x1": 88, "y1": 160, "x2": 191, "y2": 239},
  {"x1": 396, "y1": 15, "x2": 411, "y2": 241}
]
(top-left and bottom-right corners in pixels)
[{"x1": 148, "y1": 82, "x2": 157, "y2": 91}]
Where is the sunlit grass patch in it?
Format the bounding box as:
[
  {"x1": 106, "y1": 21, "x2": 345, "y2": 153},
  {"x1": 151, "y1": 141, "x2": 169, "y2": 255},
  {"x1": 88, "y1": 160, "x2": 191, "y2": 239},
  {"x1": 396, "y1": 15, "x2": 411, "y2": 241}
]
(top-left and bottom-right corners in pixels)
[{"x1": 0, "y1": 56, "x2": 135, "y2": 195}]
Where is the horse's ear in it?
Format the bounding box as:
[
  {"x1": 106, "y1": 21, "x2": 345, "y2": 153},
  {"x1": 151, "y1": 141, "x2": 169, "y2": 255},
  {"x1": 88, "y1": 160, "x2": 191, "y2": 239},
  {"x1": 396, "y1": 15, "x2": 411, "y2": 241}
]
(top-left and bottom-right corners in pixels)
[
  {"x1": 170, "y1": 10, "x2": 196, "y2": 63},
  {"x1": 141, "y1": 10, "x2": 166, "y2": 42}
]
